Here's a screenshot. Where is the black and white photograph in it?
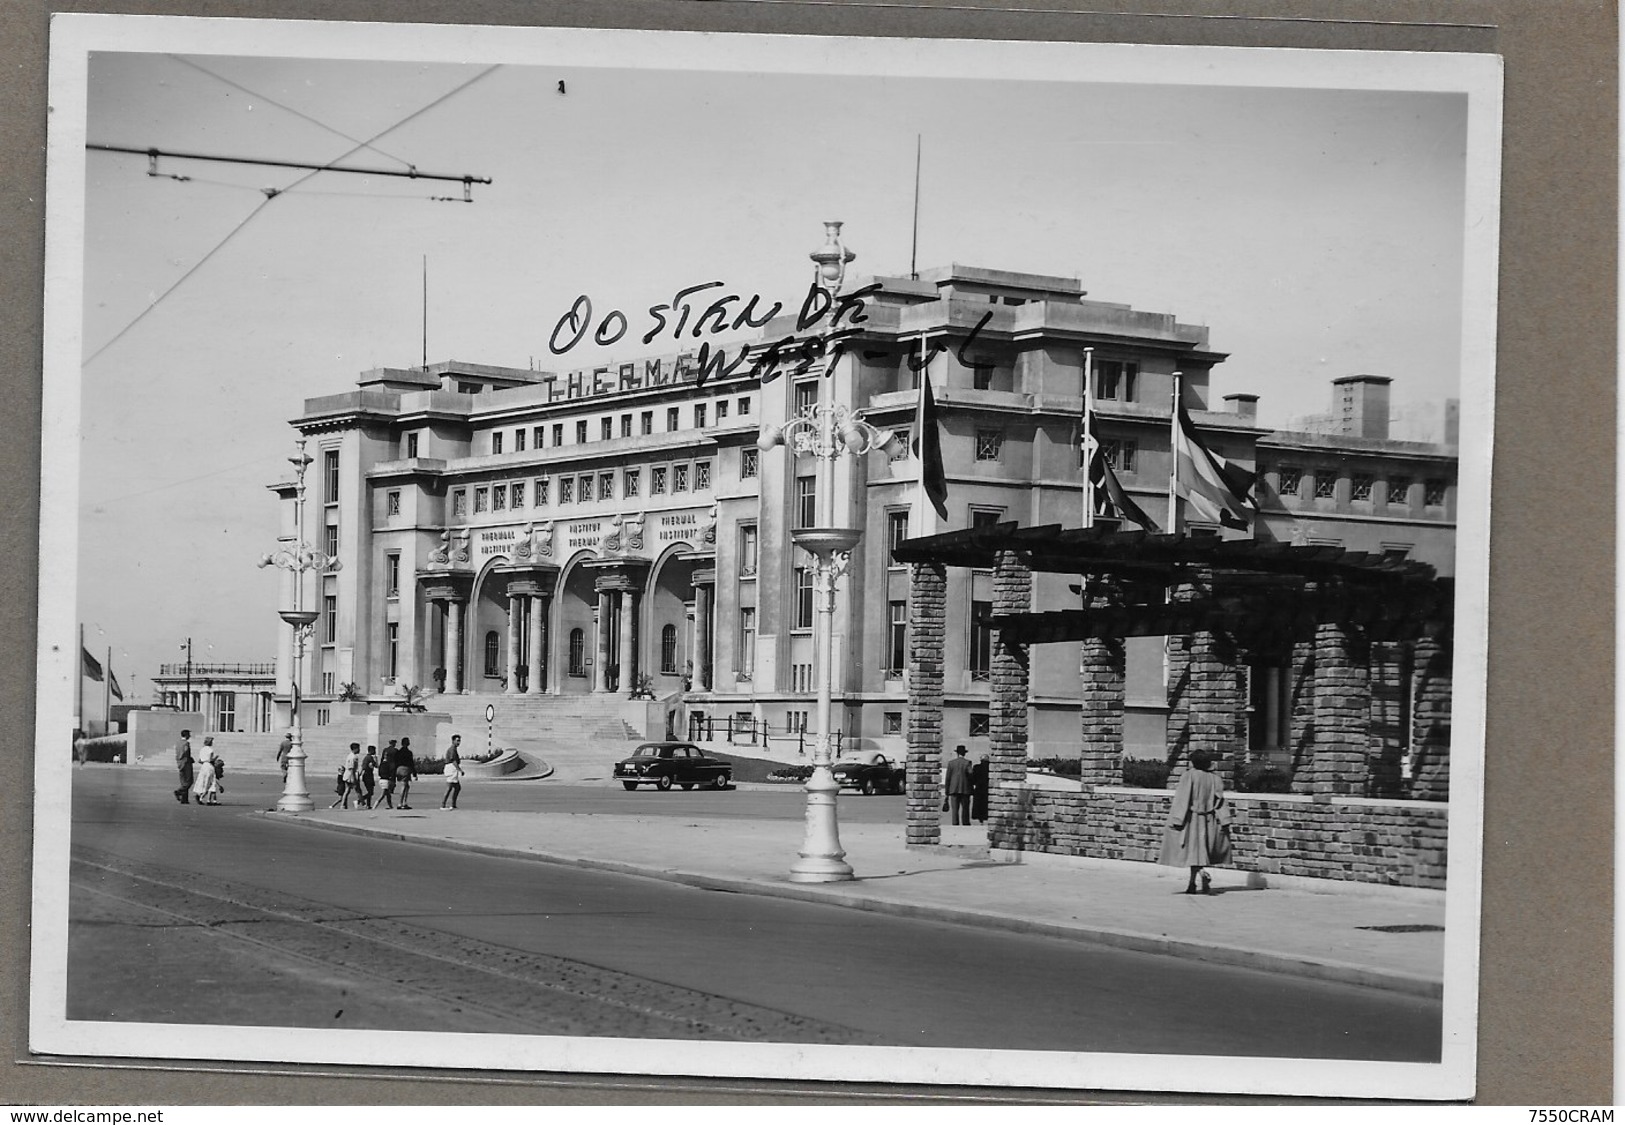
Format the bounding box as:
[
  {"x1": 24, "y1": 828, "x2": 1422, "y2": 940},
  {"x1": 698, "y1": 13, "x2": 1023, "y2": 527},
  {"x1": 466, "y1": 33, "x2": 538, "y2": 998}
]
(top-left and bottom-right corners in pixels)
[{"x1": 33, "y1": 15, "x2": 1500, "y2": 1099}]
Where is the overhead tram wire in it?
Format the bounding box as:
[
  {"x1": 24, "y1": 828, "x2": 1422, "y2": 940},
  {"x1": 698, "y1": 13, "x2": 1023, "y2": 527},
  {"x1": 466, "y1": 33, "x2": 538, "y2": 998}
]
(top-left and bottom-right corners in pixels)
[
  {"x1": 82, "y1": 64, "x2": 502, "y2": 368},
  {"x1": 88, "y1": 144, "x2": 492, "y2": 193}
]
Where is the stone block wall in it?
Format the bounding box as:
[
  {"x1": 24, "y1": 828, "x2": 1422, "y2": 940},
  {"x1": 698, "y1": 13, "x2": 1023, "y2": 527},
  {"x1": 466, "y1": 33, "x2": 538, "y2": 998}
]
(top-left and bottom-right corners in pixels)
[
  {"x1": 988, "y1": 551, "x2": 1032, "y2": 820},
  {"x1": 988, "y1": 785, "x2": 1449, "y2": 889},
  {"x1": 905, "y1": 562, "x2": 947, "y2": 845},
  {"x1": 1410, "y1": 632, "x2": 1452, "y2": 801}
]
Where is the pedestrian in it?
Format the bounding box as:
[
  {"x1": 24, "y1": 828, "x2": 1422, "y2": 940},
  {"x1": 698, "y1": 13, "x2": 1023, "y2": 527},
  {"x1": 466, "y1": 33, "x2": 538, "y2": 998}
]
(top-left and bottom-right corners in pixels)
[
  {"x1": 330, "y1": 743, "x2": 361, "y2": 809},
  {"x1": 971, "y1": 753, "x2": 990, "y2": 823},
  {"x1": 944, "y1": 744, "x2": 974, "y2": 826},
  {"x1": 275, "y1": 731, "x2": 292, "y2": 780},
  {"x1": 197, "y1": 736, "x2": 223, "y2": 804},
  {"x1": 1157, "y1": 749, "x2": 1233, "y2": 895},
  {"x1": 173, "y1": 729, "x2": 195, "y2": 804},
  {"x1": 441, "y1": 758, "x2": 463, "y2": 809},
  {"x1": 395, "y1": 738, "x2": 417, "y2": 809},
  {"x1": 359, "y1": 744, "x2": 378, "y2": 809},
  {"x1": 377, "y1": 739, "x2": 398, "y2": 809},
  {"x1": 74, "y1": 729, "x2": 87, "y2": 767},
  {"x1": 444, "y1": 733, "x2": 462, "y2": 770}
]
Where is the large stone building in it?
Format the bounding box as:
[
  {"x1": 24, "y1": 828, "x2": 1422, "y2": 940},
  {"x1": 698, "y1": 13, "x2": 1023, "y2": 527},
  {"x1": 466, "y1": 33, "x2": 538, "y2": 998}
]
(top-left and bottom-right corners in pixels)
[{"x1": 269, "y1": 262, "x2": 1457, "y2": 768}]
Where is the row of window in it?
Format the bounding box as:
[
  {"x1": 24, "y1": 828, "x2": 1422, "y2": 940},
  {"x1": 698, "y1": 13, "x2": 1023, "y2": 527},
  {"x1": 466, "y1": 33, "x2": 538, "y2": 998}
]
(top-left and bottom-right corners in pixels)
[
  {"x1": 481, "y1": 397, "x2": 754, "y2": 457},
  {"x1": 448, "y1": 460, "x2": 716, "y2": 517},
  {"x1": 1269, "y1": 466, "x2": 1448, "y2": 507}
]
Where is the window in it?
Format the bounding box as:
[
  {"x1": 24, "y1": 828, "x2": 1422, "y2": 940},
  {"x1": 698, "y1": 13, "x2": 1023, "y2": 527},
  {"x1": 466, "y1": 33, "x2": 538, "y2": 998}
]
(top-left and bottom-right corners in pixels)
[
  {"x1": 1382, "y1": 543, "x2": 1413, "y2": 561},
  {"x1": 324, "y1": 450, "x2": 339, "y2": 504},
  {"x1": 492, "y1": 484, "x2": 507, "y2": 511},
  {"x1": 975, "y1": 429, "x2": 1003, "y2": 462},
  {"x1": 741, "y1": 447, "x2": 759, "y2": 479},
  {"x1": 972, "y1": 508, "x2": 1003, "y2": 531},
  {"x1": 534, "y1": 477, "x2": 550, "y2": 507},
  {"x1": 452, "y1": 490, "x2": 467, "y2": 518},
  {"x1": 323, "y1": 594, "x2": 337, "y2": 644},
  {"x1": 660, "y1": 624, "x2": 678, "y2": 673},
  {"x1": 641, "y1": 411, "x2": 654, "y2": 435},
  {"x1": 793, "y1": 380, "x2": 818, "y2": 418},
  {"x1": 1095, "y1": 359, "x2": 1139, "y2": 402},
  {"x1": 578, "y1": 474, "x2": 594, "y2": 502},
  {"x1": 386, "y1": 553, "x2": 400, "y2": 597},
  {"x1": 324, "y1": 525, "x2": 339, "y2": 560},
  {"x1": 315, "y1": 707, "x2": 330, "y2": 727},
  {"x1": 624, "y1": 468, "x2": 640, "y2": 498},
  {"x1": 560, "y1": 477, "x2": 574, "y2": 504},
  {"x1": 887, "y1": 511, "x2": 909, "y2": 560},
  {"x1": 695, "y1": 403, "x2": 708, "y2": 428},
  {"x1": 601, "y1": 418, "x2": 614, "y2": 441},
  {"x1": 970, "y1": 600, "x2": 993, "y2": 679},
  {"x1": 695, "y1": 461, "x2": 711, "y2": 491},
  {"x1": 386, "y1": 490, "x2": 401, "y2": 516},
  {"x1": 716, "y1": 400, "x2": 729, "y2": 421},
  {"x1": 621, "y1": 414, "x2": 633, "y2": 438},
  {"x1": 738, "y1": 524, "x2": 758, "y2": 574},
  {"x1": 972, "y1": 365, "x2": 993, "y2": 391},
  {"x1": 883, "y1": 711, "x2": 903, "y2": 735},
  {"x1": 575, "y1": 420, "x2": 588, "y2": 444},
  {"x1": 889, "y1": 429, "x2": 910, "y2": 461},
  {"x1": 552, "y1": 423, "x2": 564, "y2": 446},
  {"x1": 793, "y1": 567, "x2": 814, "y2": 629},
  {"x1": 1313, "y1": 473, "x2": 1338, "y2": 500},
  {"x1": 738, "y1": 396, "x2": 752, "y2": 415},
  {"x1": 1424, "y1": 479, "x2": 1447, "y2": 506},
  {"x1": 474, "y1": 487, "x2": 489, "y2": 513},
  {"x1": 674, "y1": 463, "x2": 690, "y2": 492},
  {"x1": 406, "y1": 433, "x2": 419, "y2": 458},
  {"x1": 969, "y1": 713, "x2": 991, "y2": 738},
  {"x1": 667, "y1": 407, "x2": 680, "y2": 432},
  {"x1": 510, "y1": 481, "x2": 525, "y2": 509},
  {"x1": 492, "y1": 432, "x2": 504, "y2": 455},
  {"x1": 515, "y1": 428, "x2": 526, "y2": 452},
  {"x1": 652, "y1": 466, "x2": 668, "y2": 495},
  {"x1": 738, "y1": 607, "x2": 756, "y2": 678},
  {"x1": 569, "y1": 629, "x2": 586, "y2": 676},
  {"x1": 1351, "y1": 473, "x2": 1374, "y2": 501},
  {"x1": 534, "y1": 426, "x2": 546, "y2": 448},
  {"x1": 1387, "y1": 475, "x2": 1412, "y2": 506},
  {"x1": 599, "y1": 471, "x2": 615, "y2": 501},
  {"x1": 794, "y1": 475, "x2": 817, "y2": 529},
  {"x1": 386, "y1": 622, "x2": 399, "y2": 680},
  {"x1": 1277, "y1": 466, "x2": 1303, "y2": 498},
  {"x1": 1099, "y1": 438, "x2": 1137, "y2": 473},
  {"x1": 886, "y1": 600, "x2": 908, "y2": 675},
  {"x1": 484, "y1": 631, "x2": 500, "y2": 678},
  {"x1": 214, "y1": 692, "x2": 236, "y2": 733}
]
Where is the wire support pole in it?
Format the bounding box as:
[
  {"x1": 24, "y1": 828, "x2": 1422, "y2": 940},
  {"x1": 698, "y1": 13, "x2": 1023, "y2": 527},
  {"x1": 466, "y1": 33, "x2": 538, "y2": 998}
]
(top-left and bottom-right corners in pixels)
[{"x1": 87, "y1": 143, "x2": 492, "y2": 186}]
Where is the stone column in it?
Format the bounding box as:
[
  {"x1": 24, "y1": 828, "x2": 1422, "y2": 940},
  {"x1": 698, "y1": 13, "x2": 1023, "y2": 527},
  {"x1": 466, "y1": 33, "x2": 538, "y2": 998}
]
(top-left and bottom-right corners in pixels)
[
  {"x1": 1301, "y1": 618, "x2": 1372, "y2": 795},
  {"x1": 618, "y1": 589, "x2": 636, "y2": 695},
  {"x1": 695, "y1": 583, "x2": 713, "y2": 691},
  {"x1": 1409, "y1": 631, "x2": 1452, "y2": 801},
  {"x1": 505, "y1": 592, "x2": 522, "y2": 695},
  {"x1": 989, "y1": 551, "x2": 1032, "y2": 820},
  {"x1": 595, "y1": 591, "x2": 611, "y2": 693},
  {"x1": 447, "y1": 599, "x2": 465, "y2": 693},
  {"x1": 525, "y1": 595, "x2": 544, "y2": 695},
  {"x1": 1079, "y1": 629, "x2": 1125, "y2": 788},
  {"x1": 905, "y1": 562, "x2": 947, "y2": 846}
]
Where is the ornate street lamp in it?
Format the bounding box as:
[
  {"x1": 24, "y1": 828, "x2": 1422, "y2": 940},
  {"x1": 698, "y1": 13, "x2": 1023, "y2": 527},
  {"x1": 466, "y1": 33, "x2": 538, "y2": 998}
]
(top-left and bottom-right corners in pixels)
[
  {"x1": 258, "y1": 439, "x2": 342, "y2": 812},
  {"x1": 759, "y1": 222, "x2": 902, "y2": 882}
]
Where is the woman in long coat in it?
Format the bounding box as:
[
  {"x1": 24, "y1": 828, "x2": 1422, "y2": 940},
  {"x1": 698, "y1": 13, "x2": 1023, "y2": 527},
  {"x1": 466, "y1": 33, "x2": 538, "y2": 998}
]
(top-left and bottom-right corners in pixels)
[{"x1": 1157, "y1": 749, "x2": 1231, "y2": 894}]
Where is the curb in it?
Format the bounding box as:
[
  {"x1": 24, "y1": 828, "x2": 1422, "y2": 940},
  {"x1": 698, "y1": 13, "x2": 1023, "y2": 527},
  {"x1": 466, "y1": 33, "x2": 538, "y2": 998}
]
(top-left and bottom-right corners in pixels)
[{"x1": 254, "y1": 810, "x2": 1443, "y2": 1000}]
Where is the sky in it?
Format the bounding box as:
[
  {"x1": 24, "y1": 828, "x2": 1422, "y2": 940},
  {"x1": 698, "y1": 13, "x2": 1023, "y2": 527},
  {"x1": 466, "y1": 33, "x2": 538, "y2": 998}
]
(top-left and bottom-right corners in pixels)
[{"x1": 64, "y1": 29, "x2": 1481, "y2": 705}]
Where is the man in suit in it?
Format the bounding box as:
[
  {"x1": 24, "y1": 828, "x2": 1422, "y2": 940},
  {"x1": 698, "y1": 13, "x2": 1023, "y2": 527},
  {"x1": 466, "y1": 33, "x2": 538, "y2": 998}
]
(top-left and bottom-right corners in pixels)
[
  {"x1": 944, "y1": 744, "x2": 974, "y2": 826},
  {"x1": 174, "y1": 729, "x2": 195, "y2": 804}
]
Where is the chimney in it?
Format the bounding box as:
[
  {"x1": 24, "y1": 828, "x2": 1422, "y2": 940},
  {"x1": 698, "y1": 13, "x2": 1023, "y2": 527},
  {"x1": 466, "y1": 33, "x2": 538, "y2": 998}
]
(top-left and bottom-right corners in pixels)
[
  {"x1": 1222, "y1": 393, "x2": 1259, "y2": 420},
  {"x1": 1330, "y1": 375, "x2": 1392, "y2": 440}
]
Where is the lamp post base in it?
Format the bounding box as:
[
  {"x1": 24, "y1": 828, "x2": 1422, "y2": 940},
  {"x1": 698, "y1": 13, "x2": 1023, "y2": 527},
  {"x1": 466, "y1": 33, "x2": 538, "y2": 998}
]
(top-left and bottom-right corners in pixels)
[
  {"x1": 789, "y1": 766, "x2": 854, "y2": 883},
  {"x1": 275, "y1": 754, "x2": 315, "y2": 813}
]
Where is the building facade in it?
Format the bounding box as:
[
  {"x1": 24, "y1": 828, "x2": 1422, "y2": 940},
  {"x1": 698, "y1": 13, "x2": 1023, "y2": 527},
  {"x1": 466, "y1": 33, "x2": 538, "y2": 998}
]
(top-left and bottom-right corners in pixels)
[
  {"x1": 271, "y1": 263, "x2": 1457, "y2": 762},
  {"x1": 150, "y1": 662, "x2": 277, "y2": 734}
]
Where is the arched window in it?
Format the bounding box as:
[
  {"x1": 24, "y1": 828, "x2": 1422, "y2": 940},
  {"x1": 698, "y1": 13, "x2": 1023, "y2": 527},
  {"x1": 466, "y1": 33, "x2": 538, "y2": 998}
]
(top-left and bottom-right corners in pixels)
[
  {"x1": 661, "y1": 624, "x2": 678, "y2": 673},
  {"x1": 484, "y1": 631, "x2": 500, "y2": 678},
  {"x1": 568, "y1": 628, "x2": 586, "y2": 677}
]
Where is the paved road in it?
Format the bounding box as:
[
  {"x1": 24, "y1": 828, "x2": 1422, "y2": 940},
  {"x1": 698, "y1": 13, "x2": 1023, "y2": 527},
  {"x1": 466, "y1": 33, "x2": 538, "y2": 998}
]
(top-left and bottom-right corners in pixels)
[{"x1": 66, "y1": 769, "x2": 1442, "y2": 1058}]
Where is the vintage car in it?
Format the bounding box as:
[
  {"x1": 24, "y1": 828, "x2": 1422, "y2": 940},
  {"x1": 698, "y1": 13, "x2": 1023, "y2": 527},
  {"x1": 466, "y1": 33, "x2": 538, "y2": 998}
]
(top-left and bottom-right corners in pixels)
[
  {"x1": 831, "y1": 751, "x2": 907, "y2": 795},
  {"x1": 614, "y1": 742, "x2": 733, "y2": 791}
]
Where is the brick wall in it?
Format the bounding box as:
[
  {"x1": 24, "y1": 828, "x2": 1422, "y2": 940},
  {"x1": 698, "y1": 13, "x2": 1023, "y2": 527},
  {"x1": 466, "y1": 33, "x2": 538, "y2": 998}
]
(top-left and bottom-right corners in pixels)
[
  {"x1": 988, "y1": 785, "x2": 1449, "y2": 889},
  {"x1": 905, "y1": 562, "x2": 947, "y2": 845}
]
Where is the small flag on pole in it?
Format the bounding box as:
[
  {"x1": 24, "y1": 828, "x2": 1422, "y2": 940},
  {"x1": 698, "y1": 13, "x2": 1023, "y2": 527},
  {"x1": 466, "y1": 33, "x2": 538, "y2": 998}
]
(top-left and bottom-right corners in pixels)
[
  {"x1": 1172, "y1": 398, "x2": 1257, "y2": 530},
  {"x1": 81, "y1": 647, "x2": 104, "y2": 682},
  {"x1": 914, "y1": 371, "x2": 949, "y2": 521},
  {"x1": 108, "y1": 668, "x2": 124, "y2": 702},
  {"x1": 1089, "y1": 444, "x2": 1157, "y2": 531}
]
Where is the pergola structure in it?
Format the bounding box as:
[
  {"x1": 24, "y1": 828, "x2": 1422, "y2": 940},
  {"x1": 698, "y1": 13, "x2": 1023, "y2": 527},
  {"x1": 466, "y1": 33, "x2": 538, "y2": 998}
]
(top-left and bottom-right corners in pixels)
[{"x1": 893, "y1": 523, "x2": 1454, "y2": 847}]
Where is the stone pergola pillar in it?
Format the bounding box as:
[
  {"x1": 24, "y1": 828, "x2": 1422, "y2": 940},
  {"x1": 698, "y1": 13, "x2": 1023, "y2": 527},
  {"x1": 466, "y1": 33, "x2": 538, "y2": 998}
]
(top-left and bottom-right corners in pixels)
[
  {"x1": 526, "y1": 594, "x2": 546, "y2": 695},
  {"x1": 1300, "y1": 618, "x2": 1372, "y2": 795},
  {"x1": 905, "y1": 561, "x2": 947, "y2": 846},
  {"x1": 989, "y1": 550, "x2": 1033, "y2": 817},
  {"x1": 505, "y1": 593, "x2": 523, "y2": 695},
  {"x1": 1078, "y1": 628, "x2": 1125, "y2": 788},
  {"x1": 1409, "y1": 630, "x2": 1452, "y2": 800}
]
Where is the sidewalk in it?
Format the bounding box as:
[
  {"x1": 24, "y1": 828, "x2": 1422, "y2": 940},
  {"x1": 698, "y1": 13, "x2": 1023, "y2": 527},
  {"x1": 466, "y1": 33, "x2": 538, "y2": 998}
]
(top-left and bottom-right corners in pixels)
[{"x1": 259, "y1": 792, "x2": 1447, "y2": 998}]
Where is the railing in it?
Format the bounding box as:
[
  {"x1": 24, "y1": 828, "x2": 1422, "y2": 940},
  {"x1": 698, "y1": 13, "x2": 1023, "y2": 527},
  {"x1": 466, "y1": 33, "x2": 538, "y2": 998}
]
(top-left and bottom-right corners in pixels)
[
  {"x1": 685, "y1": 714, "x2": 846, "y2": 757},
  {"x1": 156, "y1": 663, "x2": 277, "y2": 677}
]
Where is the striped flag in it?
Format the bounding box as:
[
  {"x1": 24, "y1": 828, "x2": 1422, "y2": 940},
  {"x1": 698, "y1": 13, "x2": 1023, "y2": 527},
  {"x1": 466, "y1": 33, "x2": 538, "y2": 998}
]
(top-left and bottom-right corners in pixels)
[
  {"x1": 1089, "y1": 442, "x2": 1157, "y2": 531},
  {"x1": 81, "y1": 647, "x2": 104, "y2": 682},
  {"x1": 1173, "y1": 398, "x2": 1256, "y2": 530}
]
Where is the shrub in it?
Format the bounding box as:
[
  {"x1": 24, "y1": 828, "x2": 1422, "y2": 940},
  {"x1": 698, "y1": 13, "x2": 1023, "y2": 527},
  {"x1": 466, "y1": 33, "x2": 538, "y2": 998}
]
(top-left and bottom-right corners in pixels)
[
  {"x1": 1026, "y1": 757, "x2": 1083, "y2": 778},
  {"x1": 768, "y1": 765, "x2": 814, "y2": 783},
  {"x1": 1234, "y1": 760, "x2": 1294, "y2": 794},
  {"x1": 1120, "y1": 757, "x2": 1171, "y2": 789}
]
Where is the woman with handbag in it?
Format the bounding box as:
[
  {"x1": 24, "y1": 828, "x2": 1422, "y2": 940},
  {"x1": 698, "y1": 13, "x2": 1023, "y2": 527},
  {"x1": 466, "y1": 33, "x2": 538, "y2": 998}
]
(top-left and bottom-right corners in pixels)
[{"x1": 1157, "y1": 749, "x2": 1232, "y2": 894}]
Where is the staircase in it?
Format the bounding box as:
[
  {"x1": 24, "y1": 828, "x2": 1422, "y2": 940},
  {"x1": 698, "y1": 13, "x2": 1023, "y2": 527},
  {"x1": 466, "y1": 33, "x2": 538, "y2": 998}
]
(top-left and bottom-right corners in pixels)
[{"x1": 404, "y1": 692, "x2": 662, "y2": 782}]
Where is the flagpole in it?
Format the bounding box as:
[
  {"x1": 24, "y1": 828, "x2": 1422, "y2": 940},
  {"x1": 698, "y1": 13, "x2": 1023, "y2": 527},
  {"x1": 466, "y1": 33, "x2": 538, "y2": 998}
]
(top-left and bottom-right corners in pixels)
[
  {"x1": 77, "y1": 623, "x2": 84, "y2": 734},
  {"x1": 105, "y1": 645, "x2": 112, "y2": 738},
  {"x1": 1167, "y1": 371, "x2": 1183, "y2": 536},
  {"x1": 1081, "y1": 348, "x2": 1095, "y2": 529},
  {"x1": 915, "y1": 335, "x2": 939, "y2": 538}
]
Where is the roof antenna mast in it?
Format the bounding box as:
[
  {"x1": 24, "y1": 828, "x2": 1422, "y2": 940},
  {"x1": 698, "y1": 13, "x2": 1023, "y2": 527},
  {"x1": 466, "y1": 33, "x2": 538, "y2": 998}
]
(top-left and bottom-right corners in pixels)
[{"x1": 422, "y1": 255, "x2": 428, "y2": 370}]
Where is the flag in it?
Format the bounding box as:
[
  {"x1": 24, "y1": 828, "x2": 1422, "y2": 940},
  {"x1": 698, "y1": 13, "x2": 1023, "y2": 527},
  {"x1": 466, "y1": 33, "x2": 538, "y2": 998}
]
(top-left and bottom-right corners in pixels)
[
  {"x1": 1089, "y1": 444, "x2": 1157, "y2": 531},
  {"x1": 913, "y1": 372, "x2": 948, "y2": 521},
  {"x1": 1173, "y1": 399, "x2": 1257, "y2": 530},
  {"x1": 81, "y1": 647, "x2": 103, "y2": 682},
  {"x1": 108, "y1": 668, "x2": 124, "y2": 702}
]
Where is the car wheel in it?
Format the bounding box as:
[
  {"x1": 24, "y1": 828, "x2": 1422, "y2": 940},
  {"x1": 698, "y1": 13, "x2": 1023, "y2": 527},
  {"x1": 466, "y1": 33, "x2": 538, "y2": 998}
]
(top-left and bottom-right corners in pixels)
[
  {"x1": 656, "y1": 774, "x2": 673, "y2": 791},
  {"x1": 862, "y1": 778, "x2": 877, "y2": 796},
  {"x1": 622, "y1": 781, "x2": 638, "y2": 791},
  {"x1": 717, "y1": 773, "x2": 731, "y2": 790}
]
